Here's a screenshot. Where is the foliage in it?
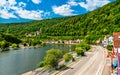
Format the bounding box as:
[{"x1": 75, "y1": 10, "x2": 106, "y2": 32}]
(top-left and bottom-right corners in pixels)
[
  {"x1": 0, "y1": 33, "x2": 21, "y2": 51},
  {"x1": 11, "y1": 43, "x2": 18, "y2": 48},
  {"x1": 75, "y1": 47, "x2": 83, "y2": 56},
  {"x1": 85, "y1": 35, "x2": 104, "y2": 44},
  {"x1": 0, "y1": 1, "x2": 120, "y2": 44},
  {"x1": 116, "y1": 0, "x2": 120, "y2": 3},
  {"x1": 63, "y1": 53, "x2": 73, "y2": 62},
  {"x1": 0, "y1": 40, "x2": 9, "y2": 51},
  {"x1": 46, "y1": 49, "x2": 63, "y2": 59},
  {"x1": 37, "y1": 61, "x2": 44, "y2": 67},
  {"x1": 78, "y1": 41, "x2": 91, "y2": 51},
  {"x1": 2, "y1": 34, "x2": 21, "y2": 44},
  {"x1": 75, "y1": 41, "x2": 91, "y2": 56},
  {"x1": 107, "y1": 45, "x2": 113, "y2": 51},
  {"x1": 44, "y1": 54, "x2": 58, "y2": 70},
  {"x1": 43, "y1": 49, "x2": 63, "y2": 70}
]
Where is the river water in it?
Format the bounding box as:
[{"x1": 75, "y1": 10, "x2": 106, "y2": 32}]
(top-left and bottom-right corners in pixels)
[{"x1": 0, "y1": 44, "x2": 76, "y2": 75}]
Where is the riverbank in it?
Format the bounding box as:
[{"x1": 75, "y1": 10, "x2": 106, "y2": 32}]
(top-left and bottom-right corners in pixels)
[
  {"x1": 44, "y1": 39, "x2": 81, "y2": 44},
  {"x1": 22, "y1": 46, "x2": 93, "y2": 75},
  {"x1": 0, "y1": 44, "x2": 76, "y2": 75}
]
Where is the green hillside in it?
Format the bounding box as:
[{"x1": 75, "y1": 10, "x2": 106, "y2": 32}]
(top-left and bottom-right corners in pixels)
[
  {"x1": 0, "y1": 33, "x2": 21, "y2": 51},
  {"x1": 0, "y1": 1, "x2": 120, "y2": 44},
  {"x1": 41, "y1": 1, "x2": 120, "y2": 43},
  {"x1": 44, "y1": 1, "x2": 120, "y2": 36},
  {"x1": 0, "y1": 18, "x2": 68, "y2": 37}
]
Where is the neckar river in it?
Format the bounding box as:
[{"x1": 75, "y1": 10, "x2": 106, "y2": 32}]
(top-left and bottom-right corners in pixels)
[{"x1": 0, "y1": 44, "x2": 76, "y2": 75}]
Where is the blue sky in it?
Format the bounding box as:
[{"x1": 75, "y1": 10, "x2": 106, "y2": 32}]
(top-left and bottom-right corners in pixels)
[{"x1": 0, "y1": 0, "x2": 114, "y2": 23}]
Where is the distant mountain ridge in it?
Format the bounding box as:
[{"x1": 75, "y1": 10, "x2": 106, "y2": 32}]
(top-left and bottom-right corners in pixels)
[{"x1": 0, "y1": 1, "x2": 120, "y2": 43}]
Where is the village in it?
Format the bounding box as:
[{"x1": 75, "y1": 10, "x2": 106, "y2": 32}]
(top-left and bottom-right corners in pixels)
[{"x1": 44, "y1": 39, "x2": 81, "y2": 44}]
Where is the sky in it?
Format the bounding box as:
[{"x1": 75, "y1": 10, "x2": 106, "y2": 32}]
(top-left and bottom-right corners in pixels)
[{"x1": 0, "y1": 0, "x2": 115, "y2": 23}]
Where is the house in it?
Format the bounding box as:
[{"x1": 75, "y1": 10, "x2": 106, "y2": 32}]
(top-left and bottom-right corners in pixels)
[
  {"x1": 68, "y1": 40, "x2": 72, "y2": 44},
  {"x1": 113, "y1": 32, "x2": 120, "y2": 74},
  {"x1": 102, "y1": 38, "x2": 108, "y2": 48},
  {"x1": 102, "y1": 35, "x2": 113, "y2": 47},
  {"x1": 76, "y1": 39, "x2": 81, "y2": 43},
  {"x1": 107, "y1": 36, "x2": 113, "y2": 45},
  {"x1": 58, "y1": 40, "x2": 63, "y2": 44},
  {"x1": 63, "y1": 40, "x2": 69, "y2": 44},
  {"x1": 113, "y1": 32, "x2": 120, "y2": 53}
]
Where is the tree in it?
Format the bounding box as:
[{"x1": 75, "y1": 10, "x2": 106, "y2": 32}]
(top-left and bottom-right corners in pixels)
[
  {"x1": 116, "y1": 0, "x2": 120, "y2": 3},
  {"x1": 63, "y1": 53, "x2": 73, "y2": 62},
  {"x1": 107, "y1": 45, "x2": 113, "y2": 51},
  {"x1": 78, "y1": 41, "x2": 91, "y2": 51},
  {"x1": 0, "y1": 40, "x2": 9, "y2": 51},
  {"x1": 11, "y1": 43, "x2": 18, "y2": 49},
  {"x1": 43, "y1": 49, "x2": 63, "y2": 70},
  {"x1": 37, "y1": 61, "x2": 44, "y2": 67},
  {"x1": 44, "y1": 54, "x2": 58, "y2": 70},
  {"x1": 46, "y1": 49, "x2": 63, "y2": 59},
  {"x1": 75, "y1": 47, "x2": 83, "y2": 56},
  {"x1": 2, "y1": 34, "x2": 21, "y2": 44}
]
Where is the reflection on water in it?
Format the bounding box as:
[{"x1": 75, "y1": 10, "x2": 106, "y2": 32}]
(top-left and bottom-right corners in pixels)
[{"x1": 0, "y1": 44, "x2": 76, "y2": 75}]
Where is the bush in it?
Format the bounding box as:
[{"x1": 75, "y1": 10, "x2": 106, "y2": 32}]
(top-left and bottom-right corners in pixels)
[
  {"x1": 63, "y1": 53, "x2": 73, "y2": 62},
  {"x1": 41, "y1": 49, "x2": 63, "y2": 70},
  {"x1": 37, "y1": 61, "x2": 44, "y2": 67},
  {"x1": 11, "y1": 43, "x2": 18, "y2": 48},
  {"x1": 0, "y1": 40, "x2": 9, "y2": 51},
  {"x1": 44, "y1": 54, "x2": 57, "y2": 70},
  {"x1": 86, "y1": 44, "x2": 91, "y2": 51},
  {"x1": 77, "y1": 41, "x2": 91, "y2": 51},
  {"x1": 75, "y1": 47, "x2": 83, "y2": 56},
  {"x1": 81, "y1": 52, "x2": 85, "y2": 56},
  {"x1": 107, "y1": 45, "x2": 113, "y2": 51}
]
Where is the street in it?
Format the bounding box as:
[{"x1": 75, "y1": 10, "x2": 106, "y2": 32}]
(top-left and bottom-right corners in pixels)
[
  {"x1": 23, "y1": 46, "x2": 109, "y2": 75},
  {"x1": 58, "y1": 46, "x2": 107, "y2": 75}
]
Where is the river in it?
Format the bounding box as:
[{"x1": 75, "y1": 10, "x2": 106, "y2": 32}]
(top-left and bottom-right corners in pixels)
[{"x1": 0, "y1": 44, "x2": 76, "y2": 75}]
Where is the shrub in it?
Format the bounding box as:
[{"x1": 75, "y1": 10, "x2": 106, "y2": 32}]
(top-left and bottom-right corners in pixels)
[{"x1": 63, "y1": 53, "x2": 73, "y2": 62}]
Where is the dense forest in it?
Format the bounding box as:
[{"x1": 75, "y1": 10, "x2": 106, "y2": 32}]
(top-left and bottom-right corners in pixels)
[
  {"x1": 0, "y1": 1, "x2": 120, "y2": 44},
  {"x1": 0, "y1": 32, "x2": 21, "y2": 51}
]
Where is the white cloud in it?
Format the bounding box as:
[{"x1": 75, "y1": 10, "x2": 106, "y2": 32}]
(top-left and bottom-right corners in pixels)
[
  {"x1": 0, "y1": 0, "x2": 47, "y2": 20},
  {"x1": 68, "y1": 0, "x2": 78, "y2": 6},
  {"x1": 8, "y1": 0, "x2": 17, "y2": 6},
  {"x1": 0, "y1": 9, "x2": 17, "y2": 19},
  {"x1": 32, "y1": 0, "x2": 42, "y2": 4},
  {"x1": 15, "y1": 8, "x2": 44, "y2": 20},
  {"x1": 0, "y1": 0, "x2": 17, "y2": 19},
  {"x1": 52, "y1": 4, "x2": 75, "y2": 16},
  {"x1": 19, "y1": 2, "x2": 26, "y2": 8},
  {"x1": 52, "y1": 0, "x2": 111, "y2": 16},
  {"x1": 0, "y1": 0, "x2": 7, "y2": 6},
  {"x1": 79, "y1": 0, "x2": 110, "y2": 11},
  {"x1": 52, "y1": 0, "x2": 78, "y2": 16}
]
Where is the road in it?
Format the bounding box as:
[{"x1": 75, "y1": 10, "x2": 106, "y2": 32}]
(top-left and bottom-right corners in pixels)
[{"x1": 58, "y1": 46, "x2": 106, "y2": 75}]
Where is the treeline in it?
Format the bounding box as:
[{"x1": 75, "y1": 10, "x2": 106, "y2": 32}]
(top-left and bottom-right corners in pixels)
[
  {"x1": 0, "y1": 18, "x2": 68, "y2": 38},
  {"x1": 42, "y1": 1, "x2": 120, "y2": 41},
  {"x1": 0, "y1": 1, "x2": 120, "y2": 44},
  {"x1": 0, "y1": 33, "x2": 21, "y2": 51}
]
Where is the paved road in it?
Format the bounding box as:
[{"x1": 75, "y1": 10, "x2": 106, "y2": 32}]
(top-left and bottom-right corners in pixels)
[{"x1": 59, "y1": 46, "x2": 106, "y2": 75}]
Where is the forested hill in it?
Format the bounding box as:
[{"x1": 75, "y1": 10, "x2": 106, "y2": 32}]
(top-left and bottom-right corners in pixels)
[
  {"x1": 0, "y1": 18, "x2": 68, "y2": 37},
  {"x1": 0, "y1": 1, "x2": 120, "y2": 43},
  {"x1": 40, "y1": 1, "x2": 120, "y2": 41},
  {"x1": 44, "y1": 1, "x2": 120, "y2": 36}
]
